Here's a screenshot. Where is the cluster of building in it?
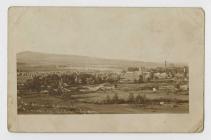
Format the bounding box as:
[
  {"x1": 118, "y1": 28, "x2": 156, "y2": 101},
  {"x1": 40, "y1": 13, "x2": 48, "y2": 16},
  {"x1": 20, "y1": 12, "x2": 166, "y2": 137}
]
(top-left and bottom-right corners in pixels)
[{"x1": 119, "y1": 66, "x2": 188, "y2": 83}]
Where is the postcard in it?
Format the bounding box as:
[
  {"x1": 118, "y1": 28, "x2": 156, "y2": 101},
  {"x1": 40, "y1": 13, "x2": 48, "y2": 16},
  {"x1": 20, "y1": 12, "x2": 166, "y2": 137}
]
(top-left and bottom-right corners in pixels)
[{"x1": 8, "y1": 7, "x2": 204, "y2": 132}]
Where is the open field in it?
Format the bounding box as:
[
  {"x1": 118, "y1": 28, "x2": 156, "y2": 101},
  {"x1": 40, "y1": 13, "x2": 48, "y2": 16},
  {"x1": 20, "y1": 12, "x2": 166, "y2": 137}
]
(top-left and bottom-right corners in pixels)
[{"x1": 18, "y1": 83, "x2": 189, "y2": 114}]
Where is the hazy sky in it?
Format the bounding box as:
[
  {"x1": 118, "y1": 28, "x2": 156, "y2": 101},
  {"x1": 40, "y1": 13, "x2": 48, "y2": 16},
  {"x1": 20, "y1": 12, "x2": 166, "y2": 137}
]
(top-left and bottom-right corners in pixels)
[{"x1": 9, "y1": 7, "x2": 204, "y2": 63}]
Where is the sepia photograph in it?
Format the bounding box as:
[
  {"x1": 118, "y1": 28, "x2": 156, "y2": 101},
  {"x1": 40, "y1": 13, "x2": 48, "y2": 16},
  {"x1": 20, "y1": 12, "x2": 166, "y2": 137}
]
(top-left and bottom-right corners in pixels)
[
  {"x1": 8, "y1": 7, "x2": 204, "y2": 132},
  {"x1": 17, "y1": 52, "x2": 189, "y2": 114}
]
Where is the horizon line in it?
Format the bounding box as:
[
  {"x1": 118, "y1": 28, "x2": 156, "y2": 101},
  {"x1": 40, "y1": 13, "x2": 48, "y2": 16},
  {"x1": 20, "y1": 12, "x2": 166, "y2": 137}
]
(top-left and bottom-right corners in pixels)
[{"x1": 17, "y1": 50, "x2": 188, "y2": 65}]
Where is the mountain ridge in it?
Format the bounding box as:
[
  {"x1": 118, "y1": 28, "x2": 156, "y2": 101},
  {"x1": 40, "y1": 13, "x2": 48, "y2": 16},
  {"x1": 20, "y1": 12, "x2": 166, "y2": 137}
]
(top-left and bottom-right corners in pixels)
[{"x1": 17, "y1": 51, "x2": 185, "y2": 71}]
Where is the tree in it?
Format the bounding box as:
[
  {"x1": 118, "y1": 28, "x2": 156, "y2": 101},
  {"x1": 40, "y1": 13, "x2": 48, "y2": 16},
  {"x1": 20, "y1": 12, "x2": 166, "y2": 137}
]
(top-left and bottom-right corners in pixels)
[
  {"x1": 139, "y1": 75, "x2": 144, "y2": 83},
  {"x1": 135, "y1": 94, "x2": 142, "y2": 104},
  {"x1": 142, "y1": 94, "x2": 147, "y2": 104},
  {"x1": 105, "y1": 94, "x2": 111, "y2": 104},
  {"x1": 112, "y1": 93, "x2": 119, "y2": 104},
  {"x1": 128, "y1": 93, "x2": 135, "y2": 103}
]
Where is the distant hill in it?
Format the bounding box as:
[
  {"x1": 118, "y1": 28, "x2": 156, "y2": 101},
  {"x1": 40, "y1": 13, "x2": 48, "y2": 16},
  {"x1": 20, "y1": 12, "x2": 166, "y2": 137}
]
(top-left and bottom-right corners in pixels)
[{"x1": 16, "y1": 51, "x2": 182, "y2": 71}]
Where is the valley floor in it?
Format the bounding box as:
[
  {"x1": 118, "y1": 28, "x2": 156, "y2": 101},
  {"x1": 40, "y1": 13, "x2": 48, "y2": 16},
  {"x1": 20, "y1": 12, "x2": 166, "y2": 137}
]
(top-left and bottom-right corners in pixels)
[{"x1": 17, "y1": 83, "x2": 189, "y2": 114}]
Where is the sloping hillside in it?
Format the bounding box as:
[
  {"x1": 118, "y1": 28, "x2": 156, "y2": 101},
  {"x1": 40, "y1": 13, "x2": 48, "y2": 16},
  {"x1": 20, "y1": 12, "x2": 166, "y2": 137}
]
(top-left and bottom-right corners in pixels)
[{"x1": 17, "y1": 51, "x2": 169, "y2": 71}]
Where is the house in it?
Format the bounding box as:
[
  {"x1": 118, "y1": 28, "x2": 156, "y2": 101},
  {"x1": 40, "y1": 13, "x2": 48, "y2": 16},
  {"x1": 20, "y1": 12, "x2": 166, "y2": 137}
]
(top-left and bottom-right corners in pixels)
[
  {"x1": 179, "y1": 84, "x2": 189, "y2": 91},
  {"x1": 153, "y1": 72, "x2": 168, "y2": 79},
  {"x1": 120, "y1": 71, "x2": 141, "y2": 83}
]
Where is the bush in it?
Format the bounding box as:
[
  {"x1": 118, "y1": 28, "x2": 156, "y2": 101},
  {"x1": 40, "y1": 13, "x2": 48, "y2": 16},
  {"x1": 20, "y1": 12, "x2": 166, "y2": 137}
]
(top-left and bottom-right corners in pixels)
[{"x1": 134, "y1": 94, "x2": 147, "y2": 104}]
